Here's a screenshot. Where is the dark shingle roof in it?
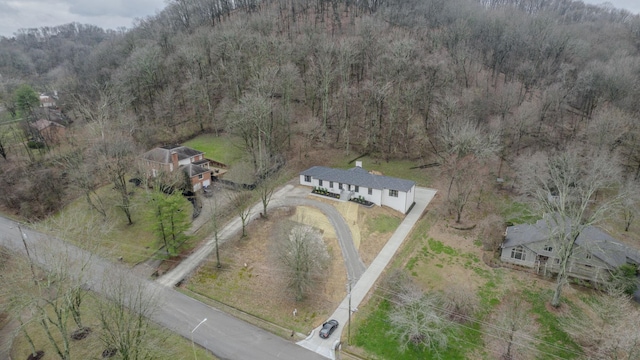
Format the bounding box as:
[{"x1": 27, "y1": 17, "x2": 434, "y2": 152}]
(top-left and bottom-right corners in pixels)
[
  {"x1": 300, "y1": 166, "x2": 415, "y2": 192},
  {"x1": 141, "y1": 146, "x2": 203, "y2": 164},
  {"x1": 504, "y1": 216, "x2": 640, "y2": 267},
  {"x1": 181, "y1": 163, "x2": 209, "y2": 177},
  {"x1": 31, "y1": 119, "x2": 64, "y2": 131}
]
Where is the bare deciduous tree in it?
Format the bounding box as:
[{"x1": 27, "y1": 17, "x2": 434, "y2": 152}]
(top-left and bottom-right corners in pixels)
[
  {"x1": 95, "y1": 269, "x2": 160, "y2": 360},
  {"x1": 516, "y1": 148, "x2": 622, "y2": 307},
  {"x1": 620, "y1": 179, "x2": 640, "y2": 232},
  {"x1": 442, "y1": 284, "x2": 479, "y2": 324},
  {"x1": 478, "y1": 214, "x2": 506, "y2": 252},
  {"x1": 275, "y1": 222, "x2": 329, "y2": 301},
  {"x1": 388, "y1": 289, "x2": 452, "y2": 354},
  {"x1": 561, "y1": 291, "x2": 640, "y2": 360},
  {"x1": 229, "y1": 189, "x2": 252, "y2": 237},
  {"x1": 207, "y1": 195, "x2": 222, "y2": 268},
  {"x1": 228, "y1": 92, "x2": 274, "y2": 175},
  {"x1": 485, "y1": 292, "x2": 538, "y2": 360},
  {"x1": 257, "y1": 171, "x2": 285, "y2": 218},
  {"x1": 437, "y1": 116, "x2": 499, "y2": 223},
  {"x1": 4, "y1": 237, "x2": 95, "y2": 360}
]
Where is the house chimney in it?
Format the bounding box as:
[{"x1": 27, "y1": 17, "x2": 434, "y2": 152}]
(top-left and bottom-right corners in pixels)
[
  {"x1": 356, "y1": 161, "x2": 362, "y2": 168},
  {"x1": 171, "y1": 151, "x2": 179, "y2": 171}
]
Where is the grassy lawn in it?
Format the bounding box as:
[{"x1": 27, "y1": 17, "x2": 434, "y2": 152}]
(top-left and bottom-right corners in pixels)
[
  {"x1": 9, "y1": 292, "x2": 217, "y2": 360},
  {"x1": 352, "y1": 298, "x2": 479, "y2": 360},
  {"x1": 36, "y1": 183, "x2": 198, "y2": 264},
  {"x1": 523, "y1": 290, "x2": 582, "y2": 359},
  {"x1": 502, "y1": 200, "x2": 541, "y2": 225},
  {"x1": 367, "y1": 214, "x2": 401, "y2": 234},
  {"x1": 349, "y1": 212, "x2": 584, "y2": 359},
  {"x1": 183, "y1": 133, "x2": 246, "y2": 166},
  {"x1": 327, "y1": 155, "x2": 432, "y2": 187}
]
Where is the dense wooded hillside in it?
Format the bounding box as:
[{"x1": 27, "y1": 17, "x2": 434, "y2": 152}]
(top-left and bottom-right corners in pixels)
[{"x1": 0, "y1": 0, "x2": 639, "y2": 220}]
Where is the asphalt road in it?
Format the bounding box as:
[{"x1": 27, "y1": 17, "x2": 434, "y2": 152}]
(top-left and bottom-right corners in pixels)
[{"x1": 0, "y1": 216, "x2": 328, "y2": 360}]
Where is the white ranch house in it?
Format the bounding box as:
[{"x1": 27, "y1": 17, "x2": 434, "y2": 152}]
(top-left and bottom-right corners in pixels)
[{"x1": 299, "y1": 162, "x2": 416, "y2": 214}]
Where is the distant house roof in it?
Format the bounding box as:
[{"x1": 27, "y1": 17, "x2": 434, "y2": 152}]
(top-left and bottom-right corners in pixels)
[
  {"x1": 141, "y1": 145, "x2": 203, "y2": 164},
  {"x1": 31, "y1": 119, "x2": 64, "y2": 131},
  {"x1": 300, "y1": 166, "x2": 415, "y2": 192},
  {"x1": 182, "y1": 163, "x2": 209, "y2": 177},
  {"x1": 504, "y1": 216, "x2": 640, "y2": 268}
]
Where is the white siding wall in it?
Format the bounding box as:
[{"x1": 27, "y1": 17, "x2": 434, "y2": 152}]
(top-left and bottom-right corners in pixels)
[
  {"x1": 361, "y1": 188, "x2": 382, "y2": 206},
  {"x1": 404, "y1": 185, "x2": 415, "y2": 212},
  {"x1": 300, "y1": 174, "x2": 313, "y2": 186},
  {"x1": 382, "y1": 189, "x2": 409, "y2": 213},
  {"x1": 300, "y1": 174, "x2": 412, "y2": 212}
]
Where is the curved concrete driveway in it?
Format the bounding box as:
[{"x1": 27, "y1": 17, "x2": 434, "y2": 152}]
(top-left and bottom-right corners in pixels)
[
  {"x1": 158, "y1": 184, "x2": 366, "y2": 287},
  {"x1": 297, "y1": 187, "x2": 437, "y2": 359},
  {"x1": 270, "y1": 196, "x2": 366, "y2": 282}
]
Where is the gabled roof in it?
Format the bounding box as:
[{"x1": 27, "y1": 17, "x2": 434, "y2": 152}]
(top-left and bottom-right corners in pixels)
[
  {"x1": 181, "y1": 163, "x2": 209, "y2": 177},
  {"x1": 141, "y1": 145, "x2": 203, "y2": 164},
  {"x1": 31, "y1": 119, "x2": 64, "y2": 131},
  {"x1": 504, "y1": 216, "x2": 640, "y2": 268},
  {"x1": 300, "y1": 166, "x2": 415, "y2": 192}
]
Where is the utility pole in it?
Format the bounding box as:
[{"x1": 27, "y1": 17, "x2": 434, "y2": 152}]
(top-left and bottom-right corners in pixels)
[{"x1": 18, "y1": 225, "x2": 37, "y2": 283}]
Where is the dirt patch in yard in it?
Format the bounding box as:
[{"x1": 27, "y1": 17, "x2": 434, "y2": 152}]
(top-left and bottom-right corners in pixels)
[{"x1": 291, "y1": 206, "x2": 337, "y2": 239}]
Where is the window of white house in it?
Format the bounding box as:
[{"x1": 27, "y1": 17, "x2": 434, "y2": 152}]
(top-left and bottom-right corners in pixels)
[
  {"x1": 319, "y1": 180, "x2": 323, "y2": 186},
  {"x1": 355, "y1": 185, "x2": 359, "y2": 193},
  {"x1": 339, "y1": 183, "x2": 343, "y2": 190},
  {"x1": 586, "y1": 253, "x2": 592, "y2": 260},
  {"x1": 389, "y1": 189, "x2": 398, "y2": 197},
  {"x1": 510, "y1": 246, "x2": 526, "y2": 261},
  {"x1": 304, "y1": 175, "x2": 311, "y2": 182},
  {"x1": 330, "y1": 181, "x2": 334, "y2": 188},
  {"x1": 368, "y1": 188, "x2": 373, "y2": 195},
  {"x1": 544, "y1": 245, "x2": 553, "y2": 252},
  {"x1": 554, "y1": 258, "x2": 560, "y2": 264}
]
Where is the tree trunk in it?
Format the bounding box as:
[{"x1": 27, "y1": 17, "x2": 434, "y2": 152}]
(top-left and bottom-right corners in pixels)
[{"x1": 551, "y1": 271, "x2": 566, "y2": 307}]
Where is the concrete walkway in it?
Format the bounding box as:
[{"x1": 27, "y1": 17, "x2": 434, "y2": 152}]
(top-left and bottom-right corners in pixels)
[{"x1": 297, "y1": 187, "x2": 437, "y2": 359}]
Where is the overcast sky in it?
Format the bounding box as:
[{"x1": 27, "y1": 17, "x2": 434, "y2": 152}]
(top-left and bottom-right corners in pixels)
[
  {"x1": 0, "y1": 0, "x2": 638, "y2": 38},
  {"x1": 0, "y1": 0, "x2": 167, "y2": 37}
]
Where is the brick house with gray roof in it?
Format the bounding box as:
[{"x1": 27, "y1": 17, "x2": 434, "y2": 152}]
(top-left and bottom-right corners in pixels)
[
  {"x1": 501, "y1": 216, "x2": 640, "y2": 284},
  {"x1": 299, "y1": 162, "x2": 416, "y2": 213},
  {"x1": 141, "y1": 145, "x2": 211, "y2": 191}
]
